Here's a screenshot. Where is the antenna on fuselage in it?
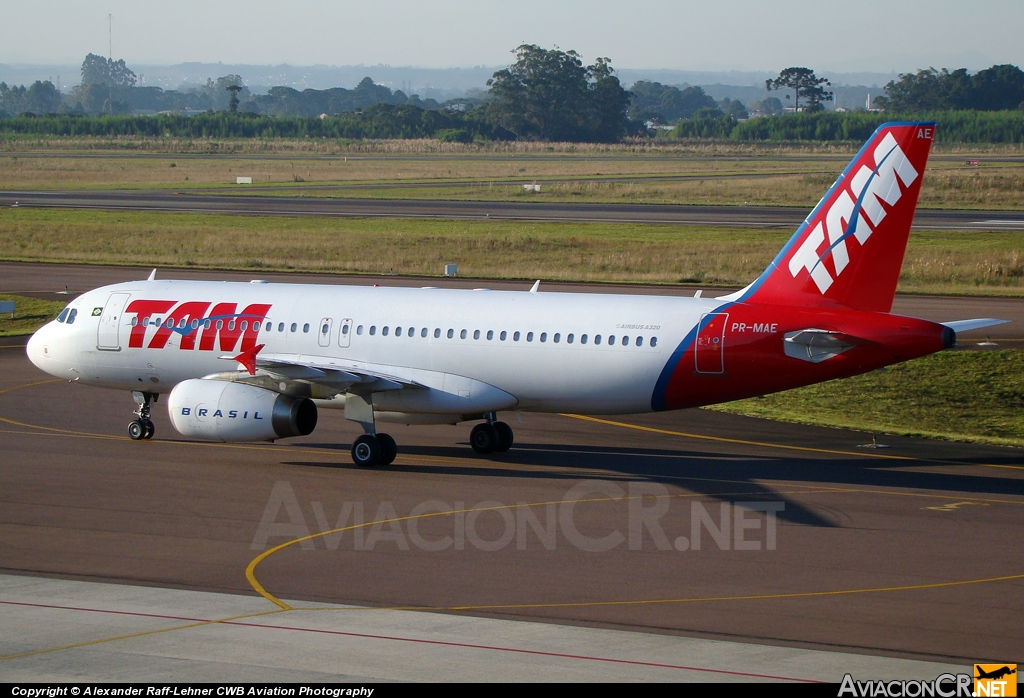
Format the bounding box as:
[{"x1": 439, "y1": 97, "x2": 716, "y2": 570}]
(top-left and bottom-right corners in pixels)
[
  {"x1": 146, "y1": 269, "x2": 157, "y2": 281},
  {"x1": 529, "y1": 280, "x2": 540, "y2": 293}
]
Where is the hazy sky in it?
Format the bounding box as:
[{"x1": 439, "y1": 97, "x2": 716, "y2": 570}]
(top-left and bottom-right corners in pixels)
[{"x1": 2, "y1": 0, "x2": 1021, "y2": 73}]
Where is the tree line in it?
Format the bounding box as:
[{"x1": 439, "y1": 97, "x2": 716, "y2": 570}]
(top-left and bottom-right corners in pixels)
[
  {"x1": 3, "y1": 51, "x2": 1024, "y2": 143},
  {"x1": 669, "y1": 110, "x2": 1024, "y2": 143}
]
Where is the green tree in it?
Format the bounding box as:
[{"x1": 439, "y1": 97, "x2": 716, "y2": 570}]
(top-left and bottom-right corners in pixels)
[
  {"x1": 629, "y1": 81, "x2": 716, "y2": 122},
  {"x1": 80, "y1": 53, "x2": 136, "y2": 88},
  {"x1": 226, "y1": 84, "x2": 242, "y2": 113},
  {"x1": 81, "y1": 53, "x2": 110, "y2": 86},
  {"x1": 486, "y1": 44, "x2": 631, "y2": 142},
  {"x1": 767, "y1": 67, "x2": 833, "y2": 112}
]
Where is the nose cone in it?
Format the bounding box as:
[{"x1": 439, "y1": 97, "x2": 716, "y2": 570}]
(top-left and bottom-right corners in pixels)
[{"x1": 26, "y1": 323, "x2": 54, "y2": 373}]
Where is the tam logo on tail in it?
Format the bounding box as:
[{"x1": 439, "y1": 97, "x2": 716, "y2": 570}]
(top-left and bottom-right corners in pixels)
[
  {"x1": 746, "y1": 122, "x2": 935, "y2": 313},
  {"x1": 789, "y1": 131, "x2": 920, "y2": 293}
]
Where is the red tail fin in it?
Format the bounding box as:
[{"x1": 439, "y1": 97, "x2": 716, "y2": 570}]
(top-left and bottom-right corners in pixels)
[{"x1": 740, "y1": 122, "x2": 935, "y2": 312}]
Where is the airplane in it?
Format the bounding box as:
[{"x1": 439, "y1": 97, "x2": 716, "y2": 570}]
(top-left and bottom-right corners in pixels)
[
  {"x1": 25, "y1": 121, "x2": 1008, "y2": 467},
  {"x1": 975, "y1": 666, "x2": 1016, "y2": 681}
]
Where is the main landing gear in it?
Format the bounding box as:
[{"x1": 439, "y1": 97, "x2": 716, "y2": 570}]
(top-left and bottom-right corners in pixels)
[
  {"x1": 351, "y1": 432, "x2": 398, "y2": 468},
  {"x1": 470, "y1": 413, "x2": 514, "y2": 455},
  {"x1": 128, "y1": 391, "x2": 157, "y2": 441}
]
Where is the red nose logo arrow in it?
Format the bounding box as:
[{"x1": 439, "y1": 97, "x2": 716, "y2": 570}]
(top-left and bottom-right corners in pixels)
[{"x1": 231, "y1": 343, "x2": 265, "y2": 375}]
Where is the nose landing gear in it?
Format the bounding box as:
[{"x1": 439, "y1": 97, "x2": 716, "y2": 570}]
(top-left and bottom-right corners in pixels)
[{"x1": 128, "y1": 391, "x2": 157, "y2": 440}]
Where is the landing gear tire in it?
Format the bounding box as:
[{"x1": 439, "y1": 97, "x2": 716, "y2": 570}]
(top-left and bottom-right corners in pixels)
[
  {"x1": 351, "y1": 434, "x2": 382, "y2": 467},
  {"x1": 494, "y1": 422, "x2": 514, "y2": 452},
  {"x1": 377, "y1": 433, "x2": 398, "y2": 466},
  {"x1": 470, "y1": 423, "x2": 499, "y2": 454},
  {"x1": 142, "y1": 420, "x2": 155, "y2": 439},
  {"x1": 128, "y1": 419, "x2": 146, "y2": 440}
]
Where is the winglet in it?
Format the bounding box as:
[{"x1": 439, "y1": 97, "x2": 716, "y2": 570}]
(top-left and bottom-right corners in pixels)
[
  {"x1": 147, "y1": 269, "x2": 157, "y2": 281},
  {"x1": 231, "y1": 343, "x2": 265, "y2": 375},
  {"x1": 529, "y1": 280, "x2": 540, "y2": 293}
]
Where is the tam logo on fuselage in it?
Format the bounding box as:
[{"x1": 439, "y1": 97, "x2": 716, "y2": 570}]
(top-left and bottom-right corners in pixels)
[
  {"x1": 787, "y1": 132, "x2": 919, "y2": 294},
  {"x1": 125, "y1": 300, "x2": 272, "y2": 352}
]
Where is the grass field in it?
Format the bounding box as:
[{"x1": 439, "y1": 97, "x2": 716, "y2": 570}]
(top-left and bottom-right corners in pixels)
[
  {"x1": 0, "y1": 294, "x2": 66, "y2": 337},
  {"x1": 0, "y1": 208, "x2": 1021, "y2": 294},
  {"x1": 2, "y1": 139, "x2": 1023, "y2": 209},
  {"x1": 710, "y1": 349, "x2": 1024, "y2": 447}
]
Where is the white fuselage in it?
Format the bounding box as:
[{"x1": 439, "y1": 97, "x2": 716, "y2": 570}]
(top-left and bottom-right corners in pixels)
[{"x1": 27, "y1": 279, "x2": 724, "y2": 417}]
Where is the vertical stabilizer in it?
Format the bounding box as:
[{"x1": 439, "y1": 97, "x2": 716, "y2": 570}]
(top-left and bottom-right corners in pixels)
[{"x1": 737, "y1": 122, "x2": 935, "y2": 312}]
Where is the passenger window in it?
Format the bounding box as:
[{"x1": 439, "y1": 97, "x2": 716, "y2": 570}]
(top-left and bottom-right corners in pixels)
[
  {"x1": 595, "y1": 335, "x2": 601, "y2": 345},
  {"x1": 228, "y1": 320, "x2": 236, "y2": 331},
  {"x1": 357, "y1": 325, "x2": 364, "y2": 335},
  {"x1": 342, "y1": 324, "x2": 349, "y2": 335},
  {"x1": 460, "y1": 329, "x2": 467, "y2": 339},
  {"x1": 636, "y1": 336, "x2": 643, "y2": 346},
  {"x1": 434, "y1": 328, "x2": 441, "y2": 338},
  {"x1": 370, "y1": 326, "x2": 376, "y2": 335},
  {"x1": 527, "y1": 332, "x2": 533, "y2": 342},
  {"x1": 205, "y1": 320, "x2": 211, "y2": 330},
  {"x1": 486, "y1": 330, "x2": 493, "y2": 340},
  {"x1": 581, "y1": 334, "x2": 588, "y2": 344},
  {"x1": 383, "y1": 326, "x2": 390, "y2": 336},
  {"x1": 321, "y1": 322, "x2": 329, "y2": 334},
  {"x1": 500, "y1": 331, "x2": 507, "y2": 341},
  {"x1": 130, "y1": 316, "x2": 137, "y2": 327},
  {"x1": 651, "y1": 337, "x2": 658, "y2": 348},
  {"x1": 395, "y1": 326, "x2": 402, "y2": 337},
  {"x1": 540, "y1": 332, "x2": 547, "y2": 343},
  {"x1": 553, "y1": 333, "x2": 560, "y2": 343},
  {"x1": 409, "y1": 327, "x2": 415, "y2": 337},
  {"x1": 567, "y1": 333, "x2": 574, "y2": 344},
  {"x1": 239, "y1": 321, "x2": 247, "y2": 331},
  {"x1": 67, "y1": 309, "x2": 78, "y2": 324},
  {"x1": 608, "y1": 335, "x2": 615, "y2": 345},
  {"x1": 57, "y1": 309, "x2": 69, "y2": 323},
  {"x1": 514, "y1": 331, "x2": 520, "y2": 341},
  {"x1": 278, "y1": 322, "x2": 284, "y2": 332},
  {"x1": 473, "y1": 330, "x2": 480, "y2": 340},
  {"x1": 303, "y1": 323, "x2": 310, "y2": 333},
  {"x1": 621, "y1": 335, "x2": 628, "y2": 346},
  {"x1": 421, "y1": 328, "x2": 428, "y2": 338},
  {"x1": 447, "y1": 329, "x2": 454, "y2": 339}
]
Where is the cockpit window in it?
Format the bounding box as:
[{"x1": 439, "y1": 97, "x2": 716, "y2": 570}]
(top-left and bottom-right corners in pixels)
[
  {"x1": 57, "y1": 308, "x2": 70, "y2": 323},
  {"x1": 66, "y1": 308, "x2": 78, "y2": 325}
]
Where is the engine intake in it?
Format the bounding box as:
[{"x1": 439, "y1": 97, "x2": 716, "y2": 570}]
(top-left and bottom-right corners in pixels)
[{"x1": 168, "y1": 379, "x2": 317, "y2": 442}]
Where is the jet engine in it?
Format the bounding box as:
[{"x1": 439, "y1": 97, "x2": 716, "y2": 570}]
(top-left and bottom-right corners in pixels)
[{"x1": 168, "y1": 379, "x2": 317, "y2": 442}]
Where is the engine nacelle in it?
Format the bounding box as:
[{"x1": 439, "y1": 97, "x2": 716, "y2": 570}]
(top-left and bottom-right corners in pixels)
[{"x1": 168, "y1": 379, "x2": 317, "y2": 442}]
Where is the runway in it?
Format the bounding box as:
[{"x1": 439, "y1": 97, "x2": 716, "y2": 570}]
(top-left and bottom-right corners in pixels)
[{"x1": 4, "y1": 188, "x2": 1024, "y2": 229}]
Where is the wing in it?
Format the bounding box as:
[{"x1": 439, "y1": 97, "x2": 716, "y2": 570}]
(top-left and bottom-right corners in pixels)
[{"x1": 213, "y1": 345, "x2": 422, "y2": 398}]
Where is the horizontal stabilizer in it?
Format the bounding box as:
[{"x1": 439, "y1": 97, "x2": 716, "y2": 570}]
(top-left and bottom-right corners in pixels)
[{"x1": 941, "y1": 318, "x2": 1009, "y2": 333}]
